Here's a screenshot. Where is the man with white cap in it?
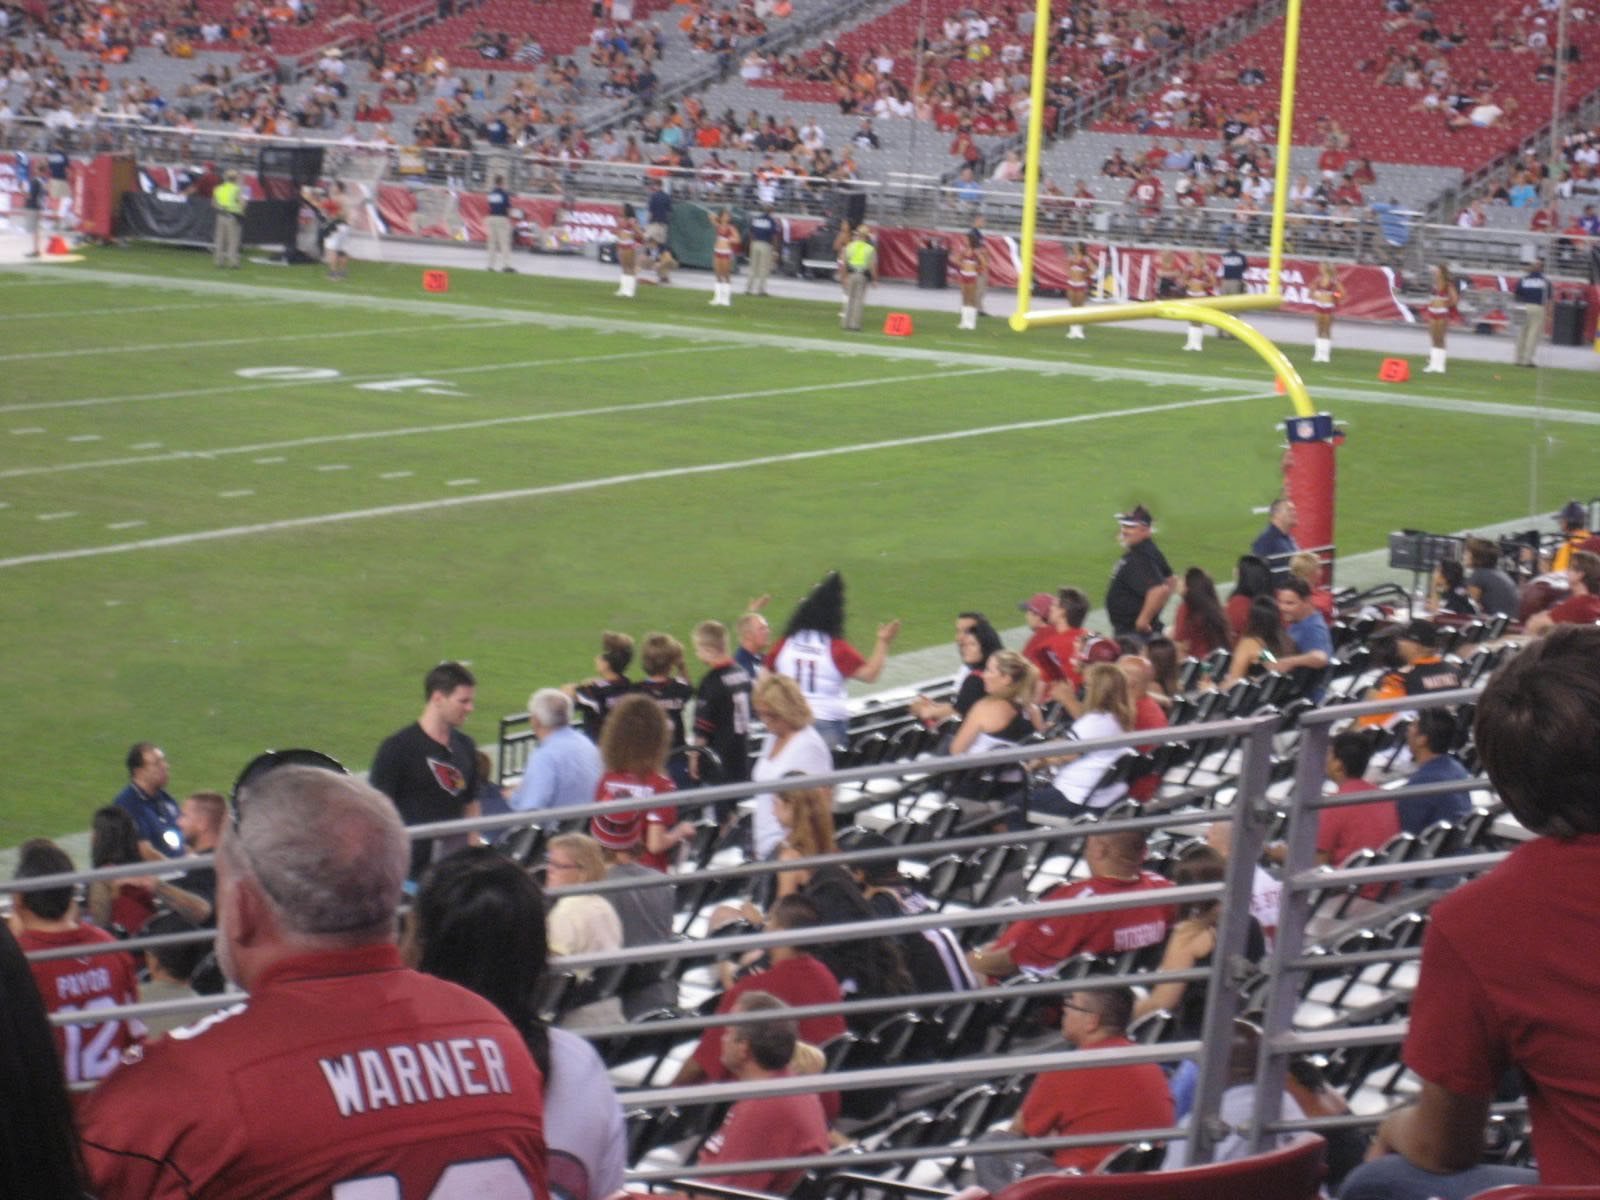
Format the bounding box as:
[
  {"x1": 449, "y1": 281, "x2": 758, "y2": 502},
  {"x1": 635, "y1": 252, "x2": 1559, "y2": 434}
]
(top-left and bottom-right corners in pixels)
[{"x1": 1105, "y1": 505, "x2": 1175, "y2": 640}]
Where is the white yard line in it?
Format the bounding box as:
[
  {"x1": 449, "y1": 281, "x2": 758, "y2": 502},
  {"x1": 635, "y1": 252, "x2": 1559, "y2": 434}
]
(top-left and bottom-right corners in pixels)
[
  {"x1": 0, "y1": 389, "x2": 1268, "y2": 570},
  {"x1": 2, "y1": 298, "x2": 289, "y2": 322},
  {"x1": 7, "y1": 265, "x2": 1593, "y2": 428},
  {"x1": 0, "y1": 317, "x2": 521, "y2": 363},
  {"x1": 0, "y1": 344, "x2": 739, "y2": 415},
  {"x1": 0, "y1": 366, "x2": 993, "y2": 480}
]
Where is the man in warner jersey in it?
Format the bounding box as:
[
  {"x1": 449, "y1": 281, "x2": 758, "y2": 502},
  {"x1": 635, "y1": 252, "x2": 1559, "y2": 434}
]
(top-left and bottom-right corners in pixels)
[
  {"x1": 10, "y1": 839, "x2": 144, "y2": 1086},
  {"x1": 80, "y1": 762, "x2": 547, "y2": 1200}
]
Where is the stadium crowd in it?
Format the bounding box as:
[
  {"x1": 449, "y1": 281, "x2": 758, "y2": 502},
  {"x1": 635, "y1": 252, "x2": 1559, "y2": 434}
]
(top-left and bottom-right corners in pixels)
[{"x1": 7, "y1": 493, "x2": 1600, "y2": 1194}]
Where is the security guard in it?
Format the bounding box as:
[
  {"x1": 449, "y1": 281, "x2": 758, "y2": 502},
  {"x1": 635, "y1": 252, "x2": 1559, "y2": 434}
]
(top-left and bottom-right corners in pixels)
[
  {"x1": 211, "y1": 168, "x2": 245, "y2": 268},
  {"x1": 485, "y1": 175, "x2": 513, "y2": 273},
  {"x1": 841, "y1": 222, "x2": 876, "y2": 332},
  {"x1": 745, "y1": 202, "x2": 778, "y2": 296},
  {"x1": 1512, "y1": 257, "x2": 1552, "y2": 368}
]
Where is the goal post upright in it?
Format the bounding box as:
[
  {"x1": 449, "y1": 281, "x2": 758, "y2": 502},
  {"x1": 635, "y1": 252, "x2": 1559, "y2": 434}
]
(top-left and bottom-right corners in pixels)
[{"x1": 1008, "y1": 0, "x2": 1316, "y2": 420}]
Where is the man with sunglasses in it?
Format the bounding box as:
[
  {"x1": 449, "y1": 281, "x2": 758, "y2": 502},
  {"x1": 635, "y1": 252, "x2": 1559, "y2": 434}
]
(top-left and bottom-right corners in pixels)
[{"x1": 80, "y1": 761, "x2": 547, "y2": 1199}]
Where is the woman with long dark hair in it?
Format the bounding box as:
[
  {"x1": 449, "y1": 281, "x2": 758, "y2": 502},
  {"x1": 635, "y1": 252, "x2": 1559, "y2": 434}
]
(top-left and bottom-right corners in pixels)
[
  {"x1": 1174, "y1": 566, "x2": 1233, "y2": 660},
  {"x1": 1218, "y1": 594, "x2": 1294, "y2": 687},
  {"x1": 909, "y1": 615, "x2": 1003, "y2": 728},
  {"x1": 88, "y1": 805, "x2": 157, "y2": 939},
  {"x1": 0, "y1": 921, "x2": 87, "y2": 1199},
  {"x1": 407, "y1": 848, "x2": 626, "y2": 1200},
  {"x1": 1227, "y1": 554, "x2": 1274, "y2": 639},
  {"x1": 770, "y1": 571, "x2": 901, "y2": 750}
]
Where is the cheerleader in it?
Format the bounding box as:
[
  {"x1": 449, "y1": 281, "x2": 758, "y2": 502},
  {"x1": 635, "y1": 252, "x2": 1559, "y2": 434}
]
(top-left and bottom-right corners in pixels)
[
  {"x1": 1309, "y1": 262, "x2": 1342, "y2": 362},
  {"x1": 709, "y1": 210, "x2": 737, "y2": 307},
  {"x1": 955, "y1": 241, "x2": 979, "y2": 329},
  {"x1": 1423, "y1": 262, "x2": 1456, "y2": 373},
  {"x1": 1063, "y1": 241, "x2": 1092, "y2": 340},
  {"x1": 1181, "y1": 249, "x2": 1215, "y2": 352},
  {"x1": 615, "y1": 204, "x2": 640, "y2": 298}
]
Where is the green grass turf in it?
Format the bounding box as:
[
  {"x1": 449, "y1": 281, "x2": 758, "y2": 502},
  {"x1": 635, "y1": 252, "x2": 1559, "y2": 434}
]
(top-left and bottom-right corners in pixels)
[{"x1": 1, "y1": 242, "x2": 1596, "y2": 845}]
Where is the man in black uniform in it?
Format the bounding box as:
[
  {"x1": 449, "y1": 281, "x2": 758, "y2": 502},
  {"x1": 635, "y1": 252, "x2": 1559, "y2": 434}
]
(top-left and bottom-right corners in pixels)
[
  {"x1": 645, "y1": 177, "x2": 673, "y2": 283},
  {"x1": 1512, "y1": 257, "x2": 1551, "y2": 368},
  {"x1": 745, "y1": 202, "x2": 778, "y2": 296},
  {"x1": 1105, "y1": 504, "x2": 1175, "y2": 641},
  {"x1": 485, "y1": 174, "x2": 513, "y2": 273},
  {"x1": 369, "y1": 660, "x2": 482, "y2": 877}
]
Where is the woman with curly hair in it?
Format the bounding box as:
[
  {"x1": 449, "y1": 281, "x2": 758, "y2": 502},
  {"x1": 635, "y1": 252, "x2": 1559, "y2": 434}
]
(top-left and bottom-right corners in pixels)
[
  {"x1": 770, "y1": 571, "x2": 901, "y2": 750},
  {"x1": 593, "y1": 694, "x2": 694, "y2": 872}
]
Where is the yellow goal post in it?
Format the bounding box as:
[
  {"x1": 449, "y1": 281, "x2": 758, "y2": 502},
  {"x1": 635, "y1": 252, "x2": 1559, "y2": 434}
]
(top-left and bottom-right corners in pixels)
[{"x1": 1009, "y1": 0, "x2": 1315, "y2": 418}]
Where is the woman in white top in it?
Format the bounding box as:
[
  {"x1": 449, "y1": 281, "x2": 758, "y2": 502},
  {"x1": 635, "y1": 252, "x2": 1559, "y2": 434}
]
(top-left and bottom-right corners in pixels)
[
  {"x1": 748, "y1": 673, "x2": 834, "y2": 858},
  {"x1": 1029, "y1": 662, "x2": 1138, "y2": 817}
]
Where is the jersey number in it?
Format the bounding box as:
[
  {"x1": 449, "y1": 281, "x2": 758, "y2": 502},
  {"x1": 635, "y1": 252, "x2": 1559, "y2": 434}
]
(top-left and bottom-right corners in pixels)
[
  {"x1": 334, "y1": 1159, "x2": 536, "y2": 1200},
  {"x1": 794, "y1": 660, "x2": 817, "y2": 694},
  {"x1": 59, "y1": 996, "x2": 125, "y2": 1083},
  {"x1": 732, "y1": 692, "x2": 751, "y2": 736}
]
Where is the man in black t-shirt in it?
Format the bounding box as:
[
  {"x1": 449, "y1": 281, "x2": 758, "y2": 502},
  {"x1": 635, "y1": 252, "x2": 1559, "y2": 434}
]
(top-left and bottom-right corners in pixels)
[
  {"x1": 691, "y1": 619, "x2": 753, "y2": 787},
  {"x1": 1105, "y1": 505, "x2": 1175, "y2": 640},
  {"x1": 369, "y1": 661, "x2": 482, "y2": 877}
]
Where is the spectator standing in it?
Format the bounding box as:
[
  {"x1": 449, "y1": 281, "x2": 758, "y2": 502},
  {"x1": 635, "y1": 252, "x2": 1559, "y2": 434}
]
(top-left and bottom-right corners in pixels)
[
  {"x1": 690, "y1": 620, "x2": 753, "y2": 788},
  {"x1": 745, "y1": 201, "x2": 778, "y2": 295},
  {"x1": 591, "y1": 693, "x2": 693, "y2": 873},
  {"x1": 485, "y1": 174, "x2": 513, "y2": 273},
  {"x1": 10, "y1": 839, "x2": 144, "y2": 1085},
  {"x1": 1105, "y1": 504, "x2": 1175, "y2": 640},
  {"x1": 1338, "y1": 630, "x2": 1600, "y2": 1195},
  {"x1": 510, "y1": 688, "x2": 604, "y2": 819},
  {"x1": 973, "y1": 985, "x2": 1174, "y2": 1183},
  {"x1": 1397, "y1": 709, "x2": 1474, "y2": 834},
  {"x1": 370, "y1": 660, "x2": 483, "y2": 878},
  {"x1": 1250, "y1": 497, "x2": 1300, "y2": 582},
  {"x1": 694, "y1": 993, "x2": 831, "y2": 1194},
  {"x1": 113, "y1": 742, "x2": 184, "y2": 860},
  {"x1": 1512, "y1": 257, "x2": 1552, "y2": 368},
  {"x1": 80, "y1": 764, "x2": 547, "y2": 1198},
  {"x1": 734, "y1": 608, "x2": 772, "y2": 678},
  {"x1": 769, "y1": 571, "x2": 899, "y2": 750},
  {"x1": 570, "y1": 631, "x2": 635, "y2": 740}
]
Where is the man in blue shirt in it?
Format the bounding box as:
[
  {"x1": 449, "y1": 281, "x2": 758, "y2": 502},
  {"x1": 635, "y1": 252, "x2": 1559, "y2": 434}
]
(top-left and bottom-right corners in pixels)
[
  {"x1": 1269, "y1": 578, "x2": 1332, "y2": 699},
  {"x1": 1250, "y1": 497, "x2": 1299, "y2": 582},
  {"x1": 745, "y1": 202, "x2": 778, "y2": 296},
  {"x1": 1512, "y1": 257, "x2": 1552, "y2": 368},
  {"x1": 485, "y1": 174, "x2": 513, "y2": 273},
  {"x1": 113, "y1": 743, "x2": 185, "y2": 860},
  {"x1": 509, "y1": 688, "x2": 603, "y2": 818},
  {"x1": 1398, "y1": 709, "x2": 1474, "y2": 834}
]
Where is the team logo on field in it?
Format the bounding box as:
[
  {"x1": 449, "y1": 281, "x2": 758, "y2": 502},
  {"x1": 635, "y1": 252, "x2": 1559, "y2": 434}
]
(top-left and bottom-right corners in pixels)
[{"x1": 428, "y1": 758, "x2": 467, "y2": 795}]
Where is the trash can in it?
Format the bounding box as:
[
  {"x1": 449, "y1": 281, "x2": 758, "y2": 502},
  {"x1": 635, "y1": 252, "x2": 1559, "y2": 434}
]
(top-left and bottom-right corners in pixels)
[
  {"x1": 1552, "y1": 298, "x2": 1586, "y2": 347},
  {"x1": 917, "y1": 243, "x2": 949, "y2": 289}
]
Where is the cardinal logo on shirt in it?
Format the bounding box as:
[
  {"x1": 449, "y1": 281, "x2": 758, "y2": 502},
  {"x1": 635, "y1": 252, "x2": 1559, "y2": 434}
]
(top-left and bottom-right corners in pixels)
[{"x1": 427, "y1": 757, "x2": 467, "y2": 796}]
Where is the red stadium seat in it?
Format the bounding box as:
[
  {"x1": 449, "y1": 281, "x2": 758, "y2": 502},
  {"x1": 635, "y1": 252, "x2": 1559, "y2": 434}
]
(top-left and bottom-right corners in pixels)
[{"x1": 991, "y1": 1135, "x2": 1327, "y2": 1200}]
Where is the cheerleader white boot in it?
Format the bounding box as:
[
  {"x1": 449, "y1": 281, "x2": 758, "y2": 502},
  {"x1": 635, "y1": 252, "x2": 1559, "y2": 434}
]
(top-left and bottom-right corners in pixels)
[
  {"x1": 1067, "y1": 324, "x2": 1086, "y2": 339},
  {"x1": 617, "y1": 274, "x2": 636, "y2": 298},
  {"x1": 959, "y1": 305, "x2": 976, "y2": 330},
  {"x1": 1424, "y1": 347, "x2": 1446, "y2": 373},
  {"x1": 1312, "y1": 337, "x2": 1331, "y2": 363},
  {"x1": 721, "y1": 282, "x2": 734, "y2": 306},
  {"x1": 1183, "y1": 324, "x2": 1204, "y2": 351}
]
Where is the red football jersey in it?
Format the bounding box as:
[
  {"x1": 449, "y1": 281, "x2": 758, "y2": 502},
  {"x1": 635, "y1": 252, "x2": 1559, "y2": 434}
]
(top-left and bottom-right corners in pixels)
[
  {"x1": 18, "y1": 923, "x2": 144, "y2": 1085},
  {"x1": 80, "y1": 944, "x2": 547, "y2": 1200}
]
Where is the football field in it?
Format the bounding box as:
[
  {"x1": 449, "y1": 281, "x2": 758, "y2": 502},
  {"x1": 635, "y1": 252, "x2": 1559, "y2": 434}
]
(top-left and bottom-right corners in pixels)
[{"x1": 3, "y1": 244, "x2": 1597, "y2": 845}]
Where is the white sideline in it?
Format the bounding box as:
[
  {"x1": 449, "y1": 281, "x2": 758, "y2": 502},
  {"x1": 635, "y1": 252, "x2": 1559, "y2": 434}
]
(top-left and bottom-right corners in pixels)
[
  {"x1": 0, "y1": 366, "x2": 994, "y2": 480},
  {"x1": 0, "y1": 343, "x2": 740, "y2": 415},
  {"x1": 0, "y1": 389, "x2": 1271, "y2": 570},
  {"x1": 3, "y1": 298, "x2": 291, "y2": 322}
]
